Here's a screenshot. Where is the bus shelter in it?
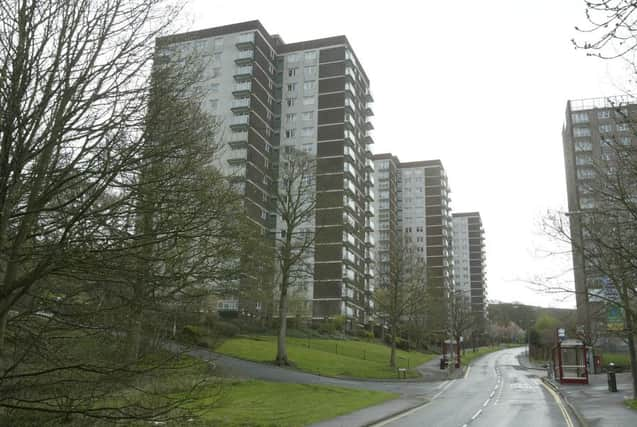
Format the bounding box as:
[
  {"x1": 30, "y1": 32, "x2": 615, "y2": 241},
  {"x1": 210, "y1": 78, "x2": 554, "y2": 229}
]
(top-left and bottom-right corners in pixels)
[{"x1": 552, "y1": 338, "x2": 588, "y2": 384}]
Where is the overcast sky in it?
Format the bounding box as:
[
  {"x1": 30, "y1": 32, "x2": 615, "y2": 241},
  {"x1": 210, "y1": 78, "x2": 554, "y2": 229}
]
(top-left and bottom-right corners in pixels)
[{"x1": 183, "y1": 0, "x2": 631, "y2": 308}]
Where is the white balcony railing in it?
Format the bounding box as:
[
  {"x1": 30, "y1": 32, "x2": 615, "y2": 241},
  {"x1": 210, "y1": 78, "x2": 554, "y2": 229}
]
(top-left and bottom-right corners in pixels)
[
  {"x1": 230, "y1": 115, "x2": 249, "y2": 126},
  {"x1": 232, "y1": 98, "x2": 250, "y2": 109}
]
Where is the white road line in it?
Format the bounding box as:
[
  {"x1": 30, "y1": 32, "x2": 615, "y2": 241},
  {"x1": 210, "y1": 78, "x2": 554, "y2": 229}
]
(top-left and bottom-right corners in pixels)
[
  {"x1": 370, "y1": 379, "x2": 456, "y2": 427},
  {"x1": 471, "y1": 409, "x2": 482, "y2": 420},
  {"x1": 436, "y1": 380, "x2": 449, "y2": 390},
  {"x1": 483, "y1": 398, "x2": 490, "y2": 407},
  {"x1": 489, "y1": 391, "x2": 495, "y2": 398},
  {"x1": 432, "y1": 379, "x2": 455, "y2": 400},
  {"x1": 464, "y1": 365, "x2": 471, "y2": 379}
]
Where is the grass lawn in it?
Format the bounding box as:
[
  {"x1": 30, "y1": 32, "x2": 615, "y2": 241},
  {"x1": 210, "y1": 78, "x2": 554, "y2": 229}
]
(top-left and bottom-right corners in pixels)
[
  {"x1": 191, "y1": 380, "x2": 398, "y2": 426},
  {"x1": 461, "y1": 345, "x2": 506, "y2": 367},
  {"x1": 626, "y1": 399, "x2": 637, "y2": 410},
  {"x1": 215, "y1": 336, "x2": 434, "y2": 379}
]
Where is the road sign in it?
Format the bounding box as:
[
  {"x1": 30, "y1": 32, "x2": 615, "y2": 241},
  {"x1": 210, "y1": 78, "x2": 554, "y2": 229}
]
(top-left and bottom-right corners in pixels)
[
  {"x1": 601, "y1": 276, "x2": 620, "y2": 302},
  {"x1": 607, "y1": 305, "x2": 624, "y2": 332}
]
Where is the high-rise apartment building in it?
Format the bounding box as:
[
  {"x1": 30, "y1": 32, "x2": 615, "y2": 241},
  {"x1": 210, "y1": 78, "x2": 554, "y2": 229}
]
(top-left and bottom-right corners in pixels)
[
  {"x1": 156, "y1": 21, "x2": 375, "y2": 326},
  {"x1": 452, "y1": 212, "x2": 487, "y2": 330},
  {"x1": 562, "y1": 96, "x2": 637, "y2": 333},
  {"x1": 372, "y1": 155, "x2": 453, "y2": 335}
]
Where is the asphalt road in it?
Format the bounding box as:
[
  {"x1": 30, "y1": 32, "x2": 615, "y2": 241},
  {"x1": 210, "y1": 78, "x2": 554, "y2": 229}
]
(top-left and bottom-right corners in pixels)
[{"x1": 374, "y1": 347, "x2": 575, "y2": 427}]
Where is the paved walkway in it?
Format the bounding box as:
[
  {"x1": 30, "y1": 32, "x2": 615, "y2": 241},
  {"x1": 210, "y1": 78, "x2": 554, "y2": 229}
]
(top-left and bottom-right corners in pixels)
[
  {"x1": 518, "y1": 353, "x2": 636, "y2": 427},
  {"x1": 549, "y1": 372, "x2": 636, "y2": 427}
]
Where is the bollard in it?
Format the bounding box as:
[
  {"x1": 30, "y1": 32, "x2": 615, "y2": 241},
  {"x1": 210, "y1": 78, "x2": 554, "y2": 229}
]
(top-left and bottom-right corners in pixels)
[{"x1": 607, "y1": 362, "x2": 618, "y2": 392}]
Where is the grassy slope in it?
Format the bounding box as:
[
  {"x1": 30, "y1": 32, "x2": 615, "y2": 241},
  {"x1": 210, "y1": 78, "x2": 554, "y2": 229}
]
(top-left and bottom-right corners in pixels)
[
  {"x1": 461, "y1": 346, "x2": 504, "y2": 367},
  {"x1": 191, "y1": 380, "x2": 397, "y2": 426},
  {"x1": 216, "y1": 336, "x2": 434, "y2": 379}
]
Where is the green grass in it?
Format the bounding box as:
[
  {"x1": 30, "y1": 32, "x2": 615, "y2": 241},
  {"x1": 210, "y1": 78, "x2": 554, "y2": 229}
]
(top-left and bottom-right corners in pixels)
[
  {"x1": 215, "y1": 336, "x2": 434, "y2": 379},
  {"x1": 602, "y1": 352, "x2": 632, "y2": 369},
  {"x1": 190, "y1": 380, "x2": 398, "y2": 426},
  {"x1": 460, "y1": 346, "x2": 504, "y2": 367},
  {"x1": 625, "y1": 399, "x2": 637, "y2": 410}
]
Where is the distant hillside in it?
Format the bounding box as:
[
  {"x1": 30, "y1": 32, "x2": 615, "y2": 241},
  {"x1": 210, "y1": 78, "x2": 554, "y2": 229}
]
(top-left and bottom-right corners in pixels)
[{"x1": 488, "y1": 302, "x2": 577, "y2": 331}]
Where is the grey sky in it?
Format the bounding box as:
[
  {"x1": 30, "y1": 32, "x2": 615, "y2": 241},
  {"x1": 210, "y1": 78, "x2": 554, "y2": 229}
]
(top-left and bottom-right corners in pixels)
[{"x1": 183, "y1": 0, "x2": 630, "y2": 308}]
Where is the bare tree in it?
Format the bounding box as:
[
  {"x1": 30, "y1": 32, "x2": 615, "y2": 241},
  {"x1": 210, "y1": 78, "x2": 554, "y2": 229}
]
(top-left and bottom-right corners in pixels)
[
  {"x1": 448, "y1": 290, "x2": 474, "y2": 367},
  {"x1": 0, "y1": 1, "x2": 242, "y2": 422},
  {"x1": 545, "y1": 130, "x2": 637, "y2": 398},
  {"x1": 374, "y1": 236, "x2": 430, "y2": 368},
  {"x1": 273, "y1": 147, "x2": 317, "y2": 366}
]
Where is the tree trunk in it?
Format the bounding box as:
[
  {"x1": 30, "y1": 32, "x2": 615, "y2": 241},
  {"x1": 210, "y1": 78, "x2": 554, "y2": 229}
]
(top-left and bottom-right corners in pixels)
[
  {"x1": 127, "y1": 305, "x2": 143, "y2": 362},
  {"x1": 389, "y1": 321, "x2": 397, "y2": 368},
  {"x1": 0, "y1": 310, "x2": 7, "y2": 355},
  {"x1": 275, "y1": 276, "x2": 289, "y2": 366}
]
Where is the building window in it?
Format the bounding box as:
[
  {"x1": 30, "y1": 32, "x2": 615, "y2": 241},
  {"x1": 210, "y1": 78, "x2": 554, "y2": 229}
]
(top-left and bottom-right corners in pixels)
[
  {"x1": 303, "y1": 96, "x2": 315, "y2": 105},
  {"x1": 617, "y1": 123, "x2": 629, "y2": 132},
  {"x1": 285, "y1": 129, "x2": 296, "y2": 138},
  {"x1": 288, "y1": 67, "x2": 298, "y2": 77},
  {"x1": 304, "y1": 65, "x2": 317, "y2": 77},
  {"x1": 213, "y1": 38, "x2": 224, "y2": 52},
  {"x1": 573, "y1": 127, "x2": 591, "y2": 137},
  {"x1": 287, "y1": 83, "x2": 297, "y2": 92},
  {"x1": 571, "y1": 112, "x2": 588, "y2": 123},
  {"x1": 288, "y1": 53, "x2": 300, "y2": 62},
  {"x1": 303, "y1": 81, "x2": 316, "y2": 92},
  {"x1": 301, "y1": 127, "x2": 314, "y2": 137},
  {"x1": 286, "y1": 113, "x2": 296, "y2": 122},
  {"x1": 574, "y1": 140, "x2": 592, "y2": 151},
  {"x1": 209, "y1": 99, "x2": 218, "y2": 111},
  {"x1": 597, "y1": 110, "x2": 610, "y2": 119},
  {"x1": 304, "y1": 51, "x2": 317, "y2": 62},
  {"x1": 286, "y1": 98, "x2": 296, "y2": 107},
  {"x1": 599, "y1": 124, "x2": 612, "y2": 133},
  {"x1": 620, "y1": 136, "x2": 632, "y2": 145},
  {"x1": 210, "y1": 83, "x2": 220, "y2": 93},
  {"x1": 301, "y1": 111, "x2": 314, "y2": 121}
]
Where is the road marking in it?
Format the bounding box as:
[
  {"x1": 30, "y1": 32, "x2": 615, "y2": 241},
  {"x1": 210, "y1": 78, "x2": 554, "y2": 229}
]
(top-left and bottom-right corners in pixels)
[
  {"x1": 432, "y1": 379, "x2": 455, "y2": 400},
  {"x1": 471, "y1": 409, "x2": 482, "y2": 420},
  {"x1": 464, "y1": 365, "x2": 471, "y2": 379},
  {"x1": 370, "y1": 380, "x2": 455, "y2": 427},
  {"x1": 436, "y1": 380, "x2": 449, "y2": 390},
  {"x1": 483, "y1": 398, "x2": 490, "y2": 407},
  {"x1": 489, "y1": 391, "x2": 495, "y2": 398},
  {"x1": 540, "y1": 381, "x2": 574, "y2": 427}
]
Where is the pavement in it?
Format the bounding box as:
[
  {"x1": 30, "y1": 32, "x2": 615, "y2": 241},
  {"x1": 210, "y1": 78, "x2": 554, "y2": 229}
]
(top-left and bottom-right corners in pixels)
[
  {"x1": 543, "y1": 370, "x2": 636, "y2": 427},
  {"x1": 518, "y1": 353, "x2": 636, "y2": 427}
]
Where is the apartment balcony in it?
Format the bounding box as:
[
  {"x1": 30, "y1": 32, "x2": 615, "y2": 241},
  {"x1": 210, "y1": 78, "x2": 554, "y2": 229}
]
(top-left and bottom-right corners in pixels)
[
  {"x1": 228, "y1": 131, "x2": 248, "y2": 149},
  {"x1": 229, "y1": 114, "x2": 250, "y2": 130},
  {"x1": 231, "y1": 97, "x2": 251, "y2": 113},
  {"x1": 228, "y1": 147, "x2": 248, "y2": 162},
  {"x1": 365, "y1": 204, "x2": 375, "y2": 217},
  {"x1": 233, "y1": 65, "x2": 253, "y2": 81},
  {"x1": 227, "y1": 150, "x2": 247, "y2": 166},
  {"x1": 364, "y1": 121, "x2": 374, "y2": 131},
  {"x1": 363, "y1": 133, "x2": 374, "y2": 144},
  {"x1": 365, "y1": 159, "x2": 374, "y2": 172},
  {"x1": 234, "y1": 50, "x2": 254, "y2": 65},
  {"x1": 235, "y1": 32, "x2": 255, "y2": 49},
  {"x1": 365, "y1": 90, "x2": 374, "y2": 103},
  {"x1": 365, "y1": 219, "x2": 374, "y2": 232},
  {"x1": 232, "y1": 81, "x2": 252, "y2": 96},
  {"x1": 364, "y1": 106, "x2": 374, "y2": 116}
]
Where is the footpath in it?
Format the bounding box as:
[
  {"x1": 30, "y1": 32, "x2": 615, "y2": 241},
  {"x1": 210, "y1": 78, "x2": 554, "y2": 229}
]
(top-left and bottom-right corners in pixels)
[
  {"x1": 311, "y1": 356, "x2": 460, "y2": 427},
  {"x1": 519, "y1": 355, "x2": 636, "y2": 427}
]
